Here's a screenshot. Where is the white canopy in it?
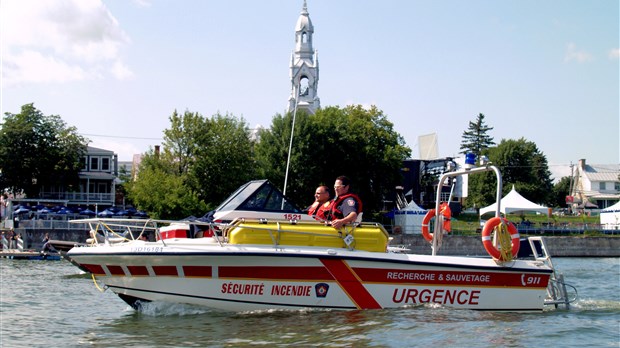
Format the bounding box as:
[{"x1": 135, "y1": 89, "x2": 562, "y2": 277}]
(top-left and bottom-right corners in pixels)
[
  {"x1": 600, "y1": 201, "x2": 620, "y2": 230},
  {"x1": 479, "y1": 186, "x2": 549, "y2": 216},
  {"x1": 394, "y1": 200, "x2": 427, "y2": 234}
]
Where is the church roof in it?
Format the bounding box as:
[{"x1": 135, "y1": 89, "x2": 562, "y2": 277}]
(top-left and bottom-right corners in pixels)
[{"x1": 295, "y1": 1, "x2": 313, "y2": 32}]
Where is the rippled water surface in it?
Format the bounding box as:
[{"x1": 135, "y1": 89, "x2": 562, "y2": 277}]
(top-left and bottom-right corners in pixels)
[{"x1": 1, "y1": 257, "x2": 618, "y2": 347}]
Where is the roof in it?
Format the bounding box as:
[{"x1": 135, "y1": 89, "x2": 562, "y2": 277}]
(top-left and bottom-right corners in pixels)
[
  {"x1": 87, "y1": 146, "x2": 115, "y2": 155},
  {"x1": 394, "y1": 200, "x2": 426, "y2": 215},
  {"x1": 583, "y1": 164, "x2": 619, "y2": 182},
  {"x1": 602, "y1": 201, "x2": 620, "y2": 213},
  {"x1": 480, "y1": 185, "x2": 548, "y2": 216}
]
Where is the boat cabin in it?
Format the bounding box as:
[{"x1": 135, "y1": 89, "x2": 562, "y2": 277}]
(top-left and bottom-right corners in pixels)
[{"x1": 211, "y1": 180, "x2": 316, "y2": 223}]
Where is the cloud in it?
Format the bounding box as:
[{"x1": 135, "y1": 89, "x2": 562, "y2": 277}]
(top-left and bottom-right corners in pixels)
[
  {"x1": 609, "y1": 48, "x2": 620, "y2": 60},
  {"x1": 3, "y1": 50, "x2": 89, "y2": 84},
  {"x1": 564, "y1": 43, "x2": 593, "y2": 63},
  {"x1": 1, "y1": 0, "x2": 132, "y2": 86},
  {"x1": 111, "y1": 60, "x2": 135, "y2": 80},
  {"x1": 132, "y1": 0, "x2": 152, "y2": 8},
  {"x1": 89, "y1": 138, "x2": 146, "y2": 161}
]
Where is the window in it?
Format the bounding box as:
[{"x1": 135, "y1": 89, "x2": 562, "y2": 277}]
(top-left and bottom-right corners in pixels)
[
  {"x1": 299, "y1": 76, "x2": 309, "y2": 96},
  {"x1": 90, "y1": 157, "x2": 99, "y2": 170},
  {"x1": 101, "y1": 157, "x2": 110, "y2": 171},
  {"x1": 615, "y1": 182, "x2": 620, "y2": 191},
  {"x1": 600, "y1": 182, "x2": 607, "y2": 190},
  {"x1": 79, "y1": 157, "x2": 87, "y2": 171}
]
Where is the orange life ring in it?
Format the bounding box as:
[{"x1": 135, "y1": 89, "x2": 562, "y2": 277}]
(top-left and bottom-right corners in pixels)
[
  {"x1": 421, "y1": 203, "x2": 451, "y2": 243},
  {"x1": 481, "y1": 217, "x2": 520, "y2": 261}
]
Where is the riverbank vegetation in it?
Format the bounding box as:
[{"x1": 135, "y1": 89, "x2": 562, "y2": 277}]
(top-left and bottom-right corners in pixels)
[
  {"x1": 3, "y1": 104, "x2": 587, "y2": 221},
  {"x1": 451, "y1": 212, "x2": 608, "y2": 236}
]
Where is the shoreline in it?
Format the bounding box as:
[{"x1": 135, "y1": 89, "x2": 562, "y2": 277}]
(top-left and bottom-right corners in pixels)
[
  {"x1": 392, "y1": 234, "x2": 620, "y2": 257},
  {"x1": 8, "y1": 228, "x2": 620, "y2": 258}
]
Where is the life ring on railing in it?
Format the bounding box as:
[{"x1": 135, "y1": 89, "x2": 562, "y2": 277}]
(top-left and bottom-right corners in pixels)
[
  {"x1": 481, "y1": 217, "x2": 520, "y2": 261},
  {"x1": 421, "y1": 203, "x2": 452, "y2": 242}
]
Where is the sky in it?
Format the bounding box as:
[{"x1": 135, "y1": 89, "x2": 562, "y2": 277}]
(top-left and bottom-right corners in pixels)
[{"x1": 1, "y1": 0, "x2": 618, "y2": 182}]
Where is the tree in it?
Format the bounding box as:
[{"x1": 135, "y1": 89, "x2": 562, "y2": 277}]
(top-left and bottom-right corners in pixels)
[
  {"x1": 552, "y1": 176, "x2": 572, "y2": 208},
  {"x1": 162, "y1": 110, "x2": 204, "y2": 176},
  {"x1": 459, "y1": 113, "x2": 495, "y2": 156},
  {"x1": 190, "y1": 112, "x2": 256, "y2": 209},
  {"x1": 255, "y1": 105, "x2": 411, "y2": 216},
  {"x1": 127, "y1": 149, "x2": 207, "y2": 219},
  {"x1": 467, "y1": 138, "x2": 553, "y2": 208},
  {"x1": 126, "y1": 110, "x2": 254, "y2": 218},
  {"x1": 0, "y1": 103, "x2": 87, "y2": 197}
]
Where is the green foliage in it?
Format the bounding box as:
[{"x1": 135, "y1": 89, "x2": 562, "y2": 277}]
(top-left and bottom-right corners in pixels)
[
  {"x1": 552, "y1": 176, "x2": 572, "y2": 208},
  {"x1": 459, "y1": 113, "x2": 495, "y2": 156},
  {"x1": 466, "y1": 138, "x2": 553, "y2": 209},
  {"x1": 451, "y1": 212, "x2": 602, "y2": 235},
  {"x1": 127, "y1": 150, "x2": 207, "y2": 219},
  {"x1": 127, "y1": 110, "x2": 254, "y2": 218},
  {"x1": 162, "y1": 110, "x2": 204, "y2": 176},
  {"x1": 0, "y1": 103, "x2": 87, "y2": 197},
  {"x1": 255, "y1": 105, "x2": 411, "y2": 213},
  {"x1": 191, "y1": 112, "x2": 256, "y2": 208}
]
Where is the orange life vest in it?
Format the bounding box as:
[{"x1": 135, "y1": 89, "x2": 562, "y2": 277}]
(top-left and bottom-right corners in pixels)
[
  {"x1": 327, "y1": 193, "x2": 363, "y2": 221},
  {"x1": 308, "y1": 200, "x2": 334, "y2": 221}
]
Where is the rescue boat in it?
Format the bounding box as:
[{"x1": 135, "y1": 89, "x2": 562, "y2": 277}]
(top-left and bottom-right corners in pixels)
[{"x1": 65, "y1": 164, "x2": 576, "y2": 312}]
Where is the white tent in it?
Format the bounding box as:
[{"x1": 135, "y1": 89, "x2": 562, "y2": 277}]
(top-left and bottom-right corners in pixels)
[
  {"x1": 600, "y1": 201, "x2": 620, "y2": 230},
  {"x1": 394, "y1": 200, "x2": 427, "y2": 234},
  {"x1": 479, "y1": 186, "x2": 549, "y2": 217}
]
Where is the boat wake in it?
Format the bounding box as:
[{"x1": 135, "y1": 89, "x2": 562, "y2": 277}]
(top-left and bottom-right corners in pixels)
[
  {"x1": 569, "y1": 298, "x2": 620, "y2": 312},
  {"x1": 132, "y1": 301, "x2": 214, "y2": 317}
]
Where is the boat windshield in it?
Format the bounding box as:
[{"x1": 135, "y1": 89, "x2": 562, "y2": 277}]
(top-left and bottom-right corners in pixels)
[{"x1": 215, "y1": 180, "x2": 302, "y2": 213}]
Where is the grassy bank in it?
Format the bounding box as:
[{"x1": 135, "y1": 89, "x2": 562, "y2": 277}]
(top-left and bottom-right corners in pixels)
[{"x1": 451, "y1": 212, "x2": 608, "y2": 236}]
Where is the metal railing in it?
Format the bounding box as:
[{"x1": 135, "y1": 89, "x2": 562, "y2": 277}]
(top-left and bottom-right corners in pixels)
[{"x1": 37, "y1": 192, "x2": 114, "y2": 204}]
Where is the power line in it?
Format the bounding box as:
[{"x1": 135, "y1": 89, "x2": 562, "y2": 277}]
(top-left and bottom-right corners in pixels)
[{"x1": 81, "y1": 133, "x2": 163, "y2": 141}]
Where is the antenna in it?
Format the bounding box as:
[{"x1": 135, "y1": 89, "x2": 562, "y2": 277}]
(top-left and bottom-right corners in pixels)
[{"x1": 282, "y1": 83, "x2": 301, "y2": 205}]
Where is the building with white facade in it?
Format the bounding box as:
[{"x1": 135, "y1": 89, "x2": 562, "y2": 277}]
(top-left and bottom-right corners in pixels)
[
  {"x1": 569, "y1": 159, "x2": 620, "y2": 210},
  {"x1": 287, "y1": 0, "x2": 320, "y2": 114}
]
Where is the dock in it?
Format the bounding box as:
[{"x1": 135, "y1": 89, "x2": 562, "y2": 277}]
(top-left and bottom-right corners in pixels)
[{"x1": 1, "y1": 250, "x2": 61, "y2": 260}]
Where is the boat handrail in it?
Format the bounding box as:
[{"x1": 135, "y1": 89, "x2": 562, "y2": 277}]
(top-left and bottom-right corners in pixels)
[
  {"x1": 527, "y1": 236, "x2": 578, "y2": 308},
  {"x1": 432, "y1": 165, "x2": 503, "y2": 256}
]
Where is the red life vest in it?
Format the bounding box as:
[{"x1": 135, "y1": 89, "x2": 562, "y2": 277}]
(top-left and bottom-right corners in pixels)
[
  {"x1": 308, "y1": 200, "x2": 334, "y2": 221},
  {"x1": 327, "y1": 193, "x2": 363, "y2": 221}
]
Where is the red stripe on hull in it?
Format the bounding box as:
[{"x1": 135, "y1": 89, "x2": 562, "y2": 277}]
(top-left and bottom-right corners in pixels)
[
  {"x1": 127, "y1": 266, "x2": 149, "y2": 276},
  {"x1": 107, "y1": 265, "x2": 124, "y2": 276},
  {"x1": 82, "y1": 264, "x2": 105, "y2": 275},
  {"x1": 183, "y1": 266, "x2": 212, "y2": 277},
  {"x1": 152, "y1": 266, "x2": 178, "y2": 276},
  {"x1": 353, "y1": 267, "x2": 550, "y2": 288},
  {"x1": 320, "y1": 259, "x2": 382, "y2": 310}
]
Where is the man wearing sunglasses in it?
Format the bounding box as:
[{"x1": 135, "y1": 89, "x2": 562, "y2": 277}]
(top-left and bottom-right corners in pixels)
[{"x1": 329, "y1": 176, "x2": 363, "y2": 229}]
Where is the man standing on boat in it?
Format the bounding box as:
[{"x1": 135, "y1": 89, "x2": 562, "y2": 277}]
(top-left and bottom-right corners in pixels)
[
  {"x1": 329, "y1": 176, "x2": 363, "y2": 229},
  {"x1": 307, "y1": 185, "x2": 333, "y2": 221}
]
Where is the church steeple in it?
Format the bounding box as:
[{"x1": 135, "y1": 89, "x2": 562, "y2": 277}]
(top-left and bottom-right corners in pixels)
[{"x1": 287, "y1": 0, "x2": 320, "y2": 114}]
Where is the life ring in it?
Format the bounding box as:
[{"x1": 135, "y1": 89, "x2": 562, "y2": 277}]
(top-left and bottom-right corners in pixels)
[
  {"x1": 421, "y1": 203, "x2": 451, "y2": 243},
  {"x1": 481, "y1": 217, "x2": 520, "y2": 261}
]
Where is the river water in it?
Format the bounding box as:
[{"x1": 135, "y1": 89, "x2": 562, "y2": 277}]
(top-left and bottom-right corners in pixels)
[{"x1": 1, "y1": 257, "x2": 618, "y2": 347}]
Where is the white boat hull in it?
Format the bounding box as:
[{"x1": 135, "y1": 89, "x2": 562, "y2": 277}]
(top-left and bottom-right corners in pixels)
[{"x1": 67, "y1": 240, "x2": 553, "y2": 312}]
